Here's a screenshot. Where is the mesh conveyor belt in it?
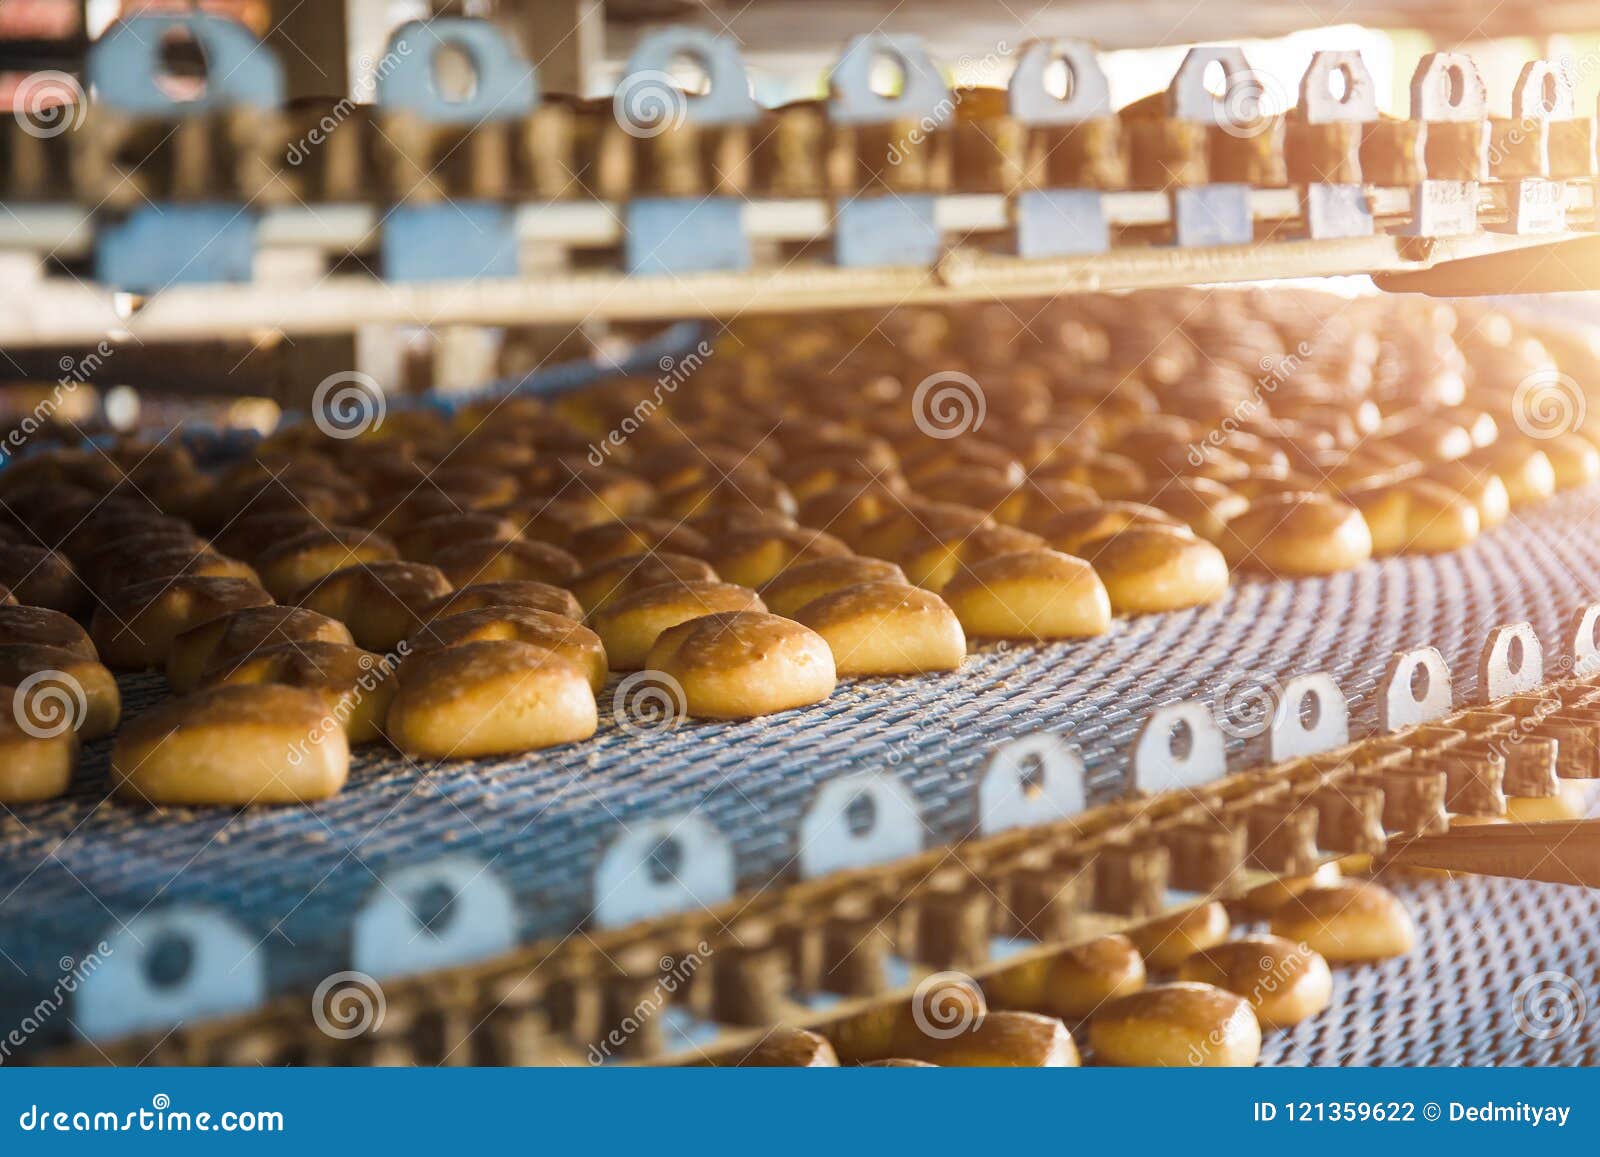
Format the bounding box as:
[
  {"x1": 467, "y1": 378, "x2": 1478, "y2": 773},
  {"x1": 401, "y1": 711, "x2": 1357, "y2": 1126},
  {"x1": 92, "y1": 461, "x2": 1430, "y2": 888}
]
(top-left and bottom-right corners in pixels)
[{"x1": 4, "y1": 486, "x2": 1600, "y2": 1059}]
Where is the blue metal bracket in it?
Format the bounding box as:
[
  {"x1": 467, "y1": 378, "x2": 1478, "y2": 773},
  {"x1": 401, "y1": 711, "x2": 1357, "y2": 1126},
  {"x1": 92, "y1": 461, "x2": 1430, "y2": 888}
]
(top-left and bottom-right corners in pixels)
[
  {"x1": 619, "y1": 28, "x2": 758, "y2": 276},
  {"x1": 88, "y1": 13, "x2": 282, "y2": 289},
  {"x1": 1405, "y1": 53, "x2": 1487, "y2": 237},
  {"x1": 1497, "y1": 62, "x2": 1572, "y2": 235},
  {"x1": 1167, "y1": 46, "x2": 1255, "y2": 247},
  {"x1": 1008, "y1": 40, "x2": 1112, "y2": 257},
  {"x1": 1298, "y1": 51, "x2": 1376, "y2": 239}
]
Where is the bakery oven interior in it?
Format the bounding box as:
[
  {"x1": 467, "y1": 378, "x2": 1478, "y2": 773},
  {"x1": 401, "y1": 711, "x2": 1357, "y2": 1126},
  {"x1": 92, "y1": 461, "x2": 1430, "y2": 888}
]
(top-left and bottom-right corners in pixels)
[{"x1": 3, "y1": 0, "x2": 1600, "y2": 1068}]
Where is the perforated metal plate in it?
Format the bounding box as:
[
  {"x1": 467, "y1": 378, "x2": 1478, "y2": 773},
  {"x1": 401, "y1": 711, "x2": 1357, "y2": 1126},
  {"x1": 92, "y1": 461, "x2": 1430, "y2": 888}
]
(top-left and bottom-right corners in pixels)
[{"x1": 5, "y1": 478, "x2": 1600, "y2": 1060}]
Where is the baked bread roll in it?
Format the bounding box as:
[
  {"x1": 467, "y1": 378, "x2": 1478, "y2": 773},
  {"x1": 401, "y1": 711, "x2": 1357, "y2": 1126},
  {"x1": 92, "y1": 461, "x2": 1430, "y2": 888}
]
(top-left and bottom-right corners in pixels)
[
  {"x1": 430, "y1": 537, "x2": 582, "y2": 588},
  {"x1": 855, "y1": 502, "x2": 990, "y2": 559},
  {"x1": 1042, "y1": 502, "x2": 1186, "y2": 556},
  {"x1": 700, "y1": 526, "x2": 853, "y2": 588},
  {"x1": 1399, "y1": 478, "x2": 1480, "y2": 554},
  {"x1": 1143, "y1": 478, "x2": 1249, "y2": 542},
  {"x1": 569, "y1": 551, "x2": 719, "y2": 614},
  {"x1": 295, "y1": 562, "x2": 452, "y2": 652},
  {"x1": 1269, "y1": 881, "x2": 1414, "y2": 962},
  {"x1": 592, "y1": 581, "x2": 765, "y2": 670},
  {"x1": 939, "y1": 549, "x2": 1112, "y2": 639},
  {"x1": 1089, "y1": 983, "x2": 1261, "y2": 1067},
  {"x1": 1084, "y1": 526, "x2": 1230, "y2": 613},
  {"x1": 1471, "y1": 441, "x2": 1555, "y2": 507},
  {"x1": 112, "y1": 684, "x2": 349, "y2": 805},
  {"x1": 423, "y1": 581, "x2": 584, "y2": 623},
  {"x1": 0, "y1": 583, "x2": 15, "y2": 606},
  {"x1": 0, "y1": 606, "x2": 97, "y2": 659},
  {"x1": 91, "y1": 576, "x2": 274, "y2": 670},
  {"x1": 0, "y1": 645, "x2": 120, "y2": 740},
  {"x1": 206, "y1": 641, "x2": 397, "y2": 745},
  {"x1": 405, "y1": 606, "x2": 608, "y2": 692},
  {"x1": 1176, "y1": 936, "x2": 1332, "y2": 1028},
  {"x1": 894, "y1": 524, "x2": 1046, "y2": 591},
  {"x1": 0, "y1": 543, "x2": 86, "y2": 614},
  {"x1": 98, "y1": 544, "x2": 261, "y2": 600},
  {"x1": 1130, "y1": 901, "x2": 1230, "y2": 970},
  {"x1": 255, "y1": 526, "x2": 399, "y2": 601},
  {"x1": 211, "y1": 511, "x2": 329, "y2": 563},
  {"x1": 645, "y1": 611, "x2": 836, "y2": 719},
  {"x1": 566, "y1": 518, "x2": 710, "y2": 567},
  {"x1": 1542, "y1": 432, "x2": 1600, "y2": 489},
  {"x1": 685, "y1": 509, "x2": 800, "y2": 539},
  {"x1": 1239, "y1": 862, "x2": 1341, "y2": 915},
  {"x1": 989, "y1": 934, "x2": 1145, "y2": 1019},
  {"x1": 759, "y1": 557, "x2": 909, "y2": 618},
  {"x1": 1424, "y1": 460, "x2": 1509, "y2": 529},
  {"x1": 166, "y1": 605, "x2": 355, "y2": 692},
  {"x1": 386, "y1": 639, "x2": 598, "y2": 758},
  {"x1": 0, "y1": 693, "x2": 76, "y2": 802},
  {"x1": 392, "y1": 513, "x2": 520, "y2": 563},
  {"x1": 1217, "y1": 492, "x2": 1372, "y2": 576},
  {"x1": 909, "y1": 1010, "x2": 1081, "y2": 1068},
  {"x1": 792, "y1": 581, "x2": 965, "y2": 676}
]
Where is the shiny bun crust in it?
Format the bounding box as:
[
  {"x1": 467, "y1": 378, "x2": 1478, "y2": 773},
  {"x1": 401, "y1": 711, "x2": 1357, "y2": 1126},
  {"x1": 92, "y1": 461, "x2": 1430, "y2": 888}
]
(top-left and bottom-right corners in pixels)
[
  {"x1": 592, "y1": 581, "x2": 765, "y2": 670},
  {"x1": 792, "y1": 582, "x2": 965, "y2": 676},
  {"x1": 405, "y1": 606, "x2": 608, "y2": 693},
  {"x1": 644, "y1": 612, "x2": 836, "y2": 719},
  {"x1": 939, "y1": 549, "x2": 1112, "y2": 640},
  {"x1": 1089, "y1": 983, "x2": 1261, "y2": 1067},
  {"x1": 167, "y1": 606, "x2": 354, "y2": 693}
]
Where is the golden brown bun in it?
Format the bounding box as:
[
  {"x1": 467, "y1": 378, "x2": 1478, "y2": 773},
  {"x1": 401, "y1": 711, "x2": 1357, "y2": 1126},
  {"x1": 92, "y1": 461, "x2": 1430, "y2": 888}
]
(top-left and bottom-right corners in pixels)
[
  {"x1": 1269, "y1": 881, "x2": 1415, "y2": 962},
  {"x1": 296, "y1": 562, "x2": 452, "y2": 652},
  {"x1": 98, "y1": 545, "x2": 261, "y2": 599},
  {"x1": 393, "y1": 513, "x2": 519, "y2": 562},
  {"x1": 112, "y1": 684, "x2": 349, "y2": 805},
  {"x1": 1472, "y1": 442, "x2": 1555, "y2": 507},
  {"x1": 1085, "y1": 526, "x2": 1230, "y2": 613},
  {"x1": 0, "y1": 543, "x2": 86, "y2": 614},
  {"x1": 1130, "y1": 901, "x2": 1230, "y2": 970},
  {"x1": 1424, "y1": 460, "x2": 1510, "y2": 528},
  {"x1": 1042, "y1": 502, "x2": 1186, "y2": 555},
  {"x1": 793, "y1": 581, "x2": 965, "y2": 676},
  {"x1": 422, "y1": 581, "x2": 584, "y2": 623},
  {"x1": 1176, "y1": 936, "x2": 1333, "y2": 1028},
  {"x1": 894, "y1": 524, "x2": 1046, "y2": 591},
  {"x1": 167, "y1": 605, "x2": 355, "y2": 693},
  {"x1": 909, "y1": 1010, "x2": 1081, "y2": 1067},
  {"x1": 255, "y1": 526, "x2": 398, "y2": 601},
  {"x1": 1543, "y1": 433, "x2": 1600, "y2": 489},
  {"x1": 700, "y1": 526, "x2": 853, "y2": 588},
  {"x1": 1143, "y1": 478, "x2": 1249, "y2": 541},
  {"x1": 405, "y1": 606, "x2": 607, "y2": 692},
  {"x1": 1239, "y1": 862, "x2": 1341, "y2": 915},
  {"x1": 1090, "y1": 982, "x2": 1261, "y2": 1067},
  {"x1": 431, "y1": 537, "x2": 581, "y2": 588},
  {"x1": 207, "y1": 641, "x2": 398, "y2": 745},
  {"x1": 0, "y1": 645, "x2": 120, "y2": 740},
  {"x1": 386, "y1": 639, "x2": 597, "y2": 758},
  {"x1": 567, "y1": 518, "x2": 710, "y2": 567},
  {"x1": 1505, "y1": 780, "x2": 1589, "y2": 821},
  {"x1": 989, "y1": 934, "x2": 1146, "y2": 1019},
  {"x1": 91, "y1": 576, "x2": 274, "y2": 670},
  {"x1": 0, "y1": 690, "x2": 76, "y2": 802},
  {"x1": 569, "y1": 552, "x2": 719, "y2": 614},
  {"x1": 211, "y1": 511, "x2": 329, "y2": 563},
  {"x1": 1399, "y1": 478, "x2": 1480, "y2": 554},
  {"x1": 592, "y1": 581, "x2": 765, "y2": 670},
  {"x1": 0, "y1": 606, "x2": 97, "y2": 660},
  {"x1": 1218, "y1": 492, "x2": 1372, "y2": 576},
  {"x1": 645, "y1": 611, "x2": 836, "y2": 719},
  {"x1": 759, "y1": 557, "x2": 908, "y2": 618},
  {"x1": 939, "y1": 549, "x2": 1112, "y2": 639}
]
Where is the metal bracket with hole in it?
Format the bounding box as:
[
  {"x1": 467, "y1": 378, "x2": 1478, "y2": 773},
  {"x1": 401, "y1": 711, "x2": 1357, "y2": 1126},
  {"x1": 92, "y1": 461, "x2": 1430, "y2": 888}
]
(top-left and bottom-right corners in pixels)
[
  {"x1": 378, "y1": 18, "x2": 536, "y2": 281},
  {"x1": 593, "y1": 813, "x2": 735, "y2": 928},
  {"x1": 1380, "y1": 647, "x2": 1453, "y2": 730},
  {"x1": 1570, "y1": 604, "x2": 1600, "y2": 677},
  {"x1": 621, "y1": 28, "x2": 756, "y2": 275},
  {"x1": 829, "y1": 34, "x2": 949, "y2": 267},
  {"x1": 1407, "y1": 53, "x2": 1486, "y2": 238},
  {"x1": 1299, "y1": 51, "x2": 1377, "y2": 239},
  {"x1": 1479, "y1": 622, "x2": 1544, "y2": 703},
  {"x1": 1498, "y1": 62, "x2": 1572, "y2": 235},
  {"x1": 1008, "y1": 40, "x2": 1112, "y2": 257},
  {"x1": 351, "y1": 857, "x2": 516, "y2": 979},
  {"x1": 1166, "y1": 47, "x2": 1253, "y2": 247},
  {"x1": 75, "y1": 907, "x2": 264, "y2": 1041},
  {"x1": 1269, "y1": 672, "x2": 1349, "y2": 761},
  {"x1": 797, "y1": 770, "x2": 923, "y2": 879},
  {"x1": 978, "y1": 732, "x2": 1088, "y2": 835},
  {"x1": 1132, "y1": 700, "x2": 1227, "y2": 792},
  {"x1": 88, "y1": 13, "x2": 280, "y2": 290}
]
